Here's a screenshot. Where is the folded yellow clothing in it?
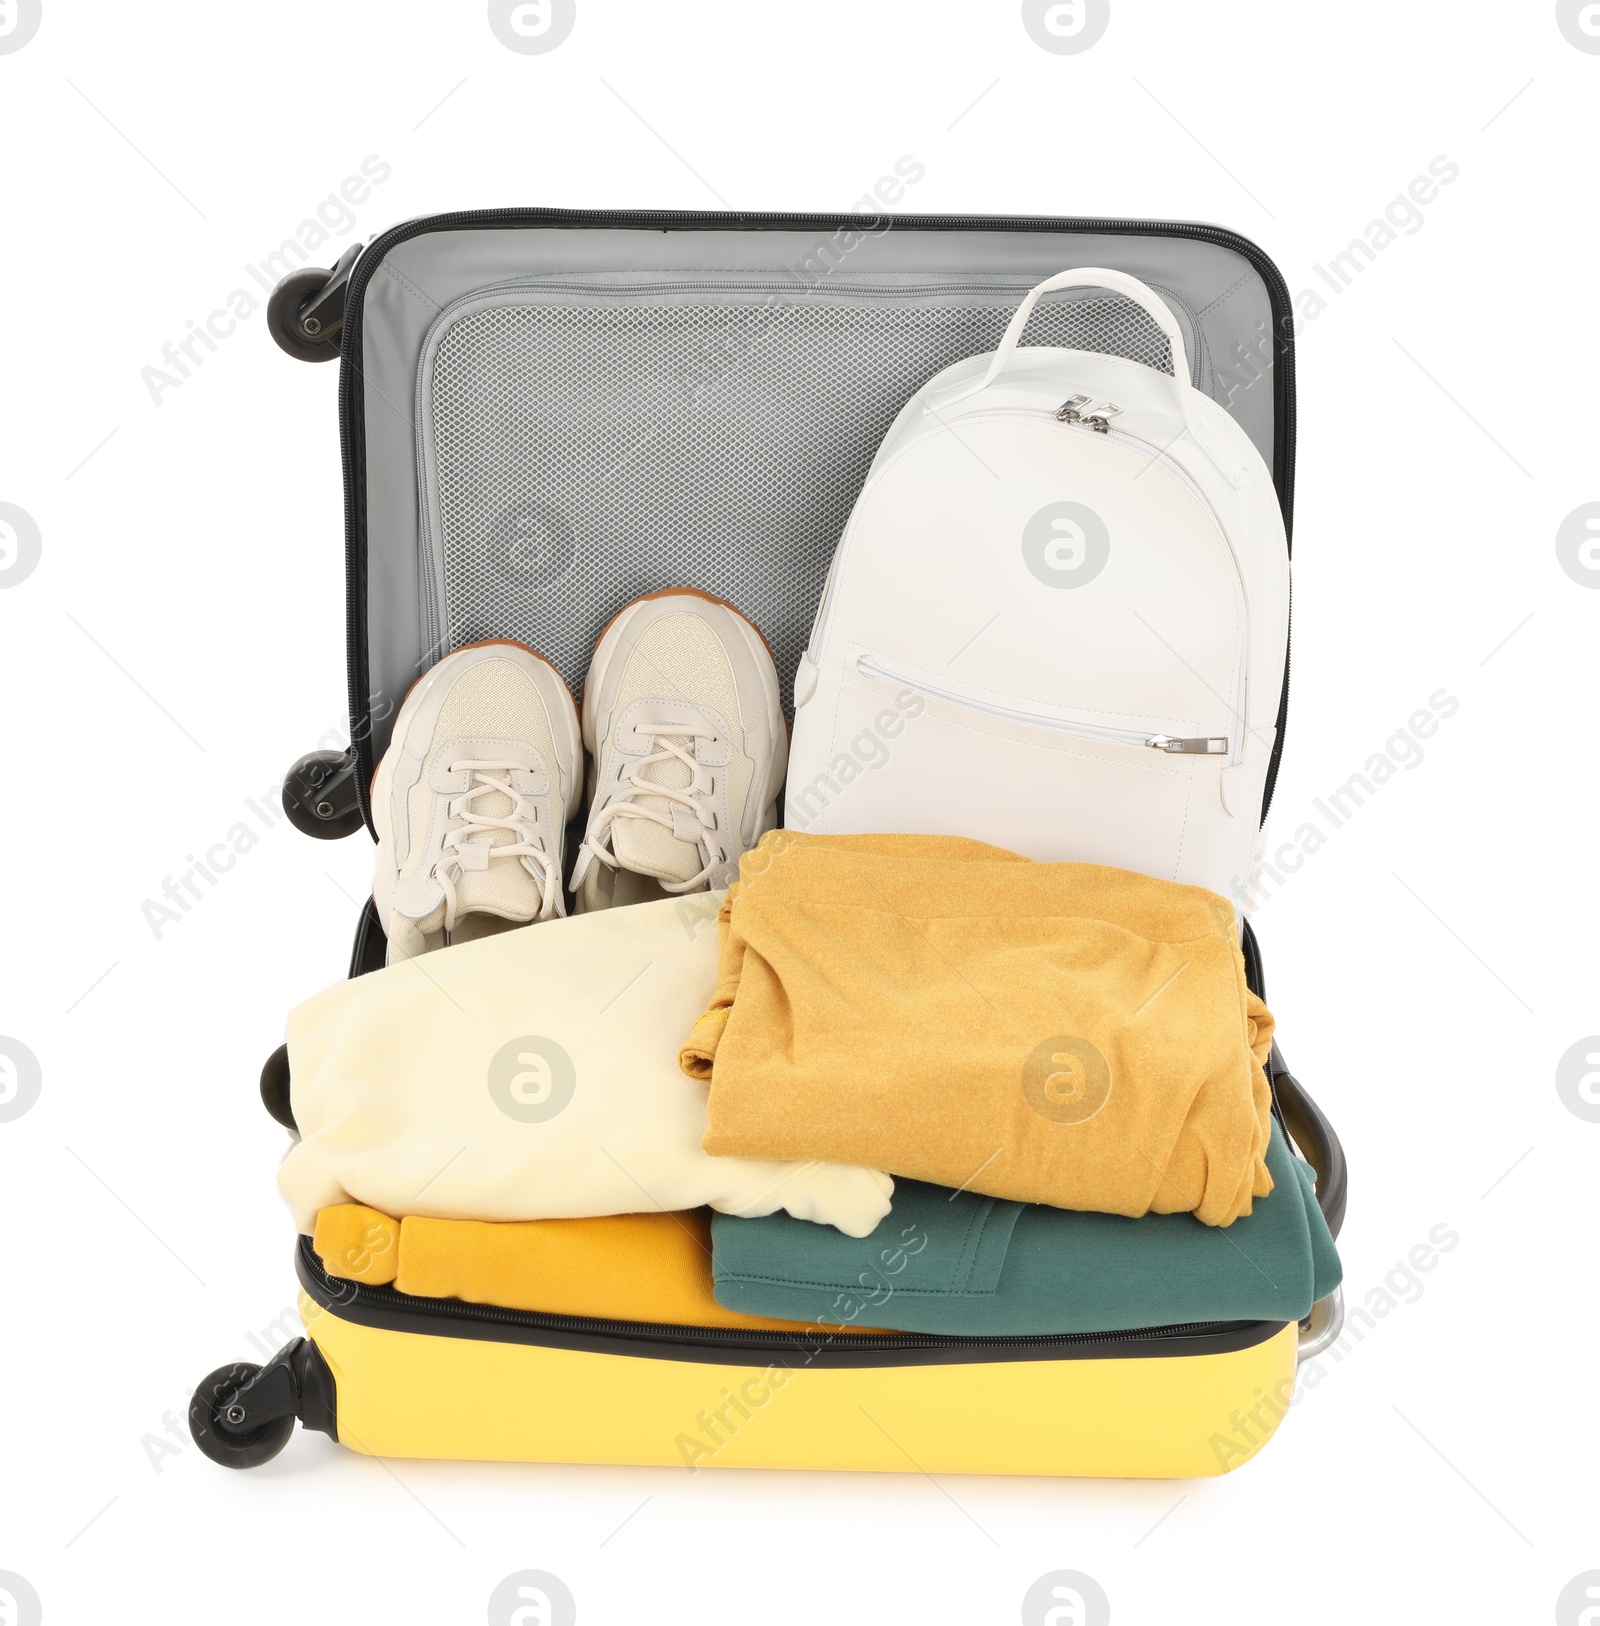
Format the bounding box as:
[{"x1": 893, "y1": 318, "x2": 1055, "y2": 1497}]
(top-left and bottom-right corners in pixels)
[
  {"x1": 681, "y1": 832, "x2": 1275, "y2": 1227},
  {"x1": 311, "y1": 1203, "x2": 884, "y2": 1332}
]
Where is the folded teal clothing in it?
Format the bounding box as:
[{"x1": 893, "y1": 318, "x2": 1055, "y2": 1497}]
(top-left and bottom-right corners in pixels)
[{"x1": 710, "y1": 1121, "x2": 1341, "y2": 1336}]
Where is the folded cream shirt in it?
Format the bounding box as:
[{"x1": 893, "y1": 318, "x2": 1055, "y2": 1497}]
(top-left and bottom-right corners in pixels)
[{"x1": 277, "y1": 895, "x2": 892, "y2": 1238}]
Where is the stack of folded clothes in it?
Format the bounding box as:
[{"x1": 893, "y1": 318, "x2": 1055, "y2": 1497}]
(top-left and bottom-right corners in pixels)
[
  {"x1": 682, "y1": 831, "x2": 1339, "y2": 1333},
  {"x1": 280, "y1": 831, "x2": 1338, "y2": 1337}
]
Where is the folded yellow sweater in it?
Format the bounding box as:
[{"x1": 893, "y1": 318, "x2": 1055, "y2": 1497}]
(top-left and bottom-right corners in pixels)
[
  {"x1": 680, "y1": 832, "x2": 1274, "y2": 1227},
  {"x1": 311, "y1": 1204, "x2": 884, "y2": 1332}
]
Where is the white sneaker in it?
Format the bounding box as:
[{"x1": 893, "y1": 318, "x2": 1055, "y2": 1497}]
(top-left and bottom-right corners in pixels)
[
  {"x1": 571, "y1": 590, "x2": 788, "y2": 912},
  {"x1": 371, "y1": 639, "x2": 581, "y2": 963}
]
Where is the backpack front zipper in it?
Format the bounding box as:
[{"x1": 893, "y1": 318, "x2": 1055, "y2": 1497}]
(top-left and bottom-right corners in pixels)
[{"x1": 851, "y1": 648, "x2": 1228, "y2": 755}]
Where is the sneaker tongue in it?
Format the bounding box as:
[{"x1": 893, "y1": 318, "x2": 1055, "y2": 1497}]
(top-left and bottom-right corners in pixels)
[
  {"x1": 450, "y1": 784, "x2": 541, "y2": 921},
  {"x1": 611, "y1": 753, "x2": 703, "y2": 884},
  {"x1": 449, "y1": 854, "x2": 542, "y2": 922},
  {"x1": 612, "y1": 818, "x2": 702, "y2": 884}
]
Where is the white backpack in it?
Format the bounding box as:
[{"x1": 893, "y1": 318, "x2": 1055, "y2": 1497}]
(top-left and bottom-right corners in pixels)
[{"x1": 785, "y1": 267, "x2": 1290, "y2": 906}]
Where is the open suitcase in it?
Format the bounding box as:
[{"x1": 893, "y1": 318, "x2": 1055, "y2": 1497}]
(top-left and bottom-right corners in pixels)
[{"x1": 191, "y1": 209, "x2": 1347, "y2": 1478}]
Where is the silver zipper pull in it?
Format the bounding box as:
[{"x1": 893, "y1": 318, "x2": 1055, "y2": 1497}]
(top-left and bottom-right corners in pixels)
[
  {"x1": 1084, "y1": 402, "x2": 1123, "y2": 433},
  {"x1": 1148, "y1": 735, "x2": 1228, "y2": 755},
  {"x1": 1055, "y1": 394, "x2": 1092, "y2": 423}
]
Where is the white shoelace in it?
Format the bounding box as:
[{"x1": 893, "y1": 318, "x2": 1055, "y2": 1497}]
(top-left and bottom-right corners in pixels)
[
  {"x1": 434, "y1": 760, "x2": 563, "y2": 929},
  {"x1": 573, "y1": 723, "x2": 724, "y2": 893}
]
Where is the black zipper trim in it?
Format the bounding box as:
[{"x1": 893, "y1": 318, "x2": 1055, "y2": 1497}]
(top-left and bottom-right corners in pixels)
[
  {"x1": 297, "y1": 1236, "x2": 1283, "y2": 1370},
  {"x1": 346, "y1": 894, "x2": 386, "y2": 978},
  {"x1": 336, "y1": 208, "x2": 1297, "y2": 837},
  {"x1": 1262, "y1": 575, "x2": 1292, "y2": 822}
]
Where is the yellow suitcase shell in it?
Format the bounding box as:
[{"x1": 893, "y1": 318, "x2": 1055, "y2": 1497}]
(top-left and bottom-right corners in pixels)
[{"x1": 298, "y1": 1288, "x2": 1301, "y2": 1480}]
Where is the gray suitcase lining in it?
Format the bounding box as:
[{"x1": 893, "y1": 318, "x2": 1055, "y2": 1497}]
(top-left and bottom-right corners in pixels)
[
  {"x1": 356, "y1": 224, "x2": 1280, "y2": 758},
  {"x1": 417, "y1": 276, "x2": 1196, "y2": 710}
]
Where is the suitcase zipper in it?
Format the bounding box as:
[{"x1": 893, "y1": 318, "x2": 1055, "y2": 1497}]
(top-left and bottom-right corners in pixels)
[
  {"x1": 296, "y1": 1236, "x2": 1267, "y2": 1360},
  {"x1": 852, "y1": 648, "x2": 1226, "y2": 755}
]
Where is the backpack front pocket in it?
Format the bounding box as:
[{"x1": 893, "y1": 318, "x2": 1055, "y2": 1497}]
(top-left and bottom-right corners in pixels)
[{"x1": 787, "y1": 647, "x2": 1210, "y2": 883}]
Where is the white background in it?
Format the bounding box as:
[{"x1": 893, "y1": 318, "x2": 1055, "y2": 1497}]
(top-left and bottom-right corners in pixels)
[{"x1": 1, "y1": 1, "x2": 1596, "y2": 1621}]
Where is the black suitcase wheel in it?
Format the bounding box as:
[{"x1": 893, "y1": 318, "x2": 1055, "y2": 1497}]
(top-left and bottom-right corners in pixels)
[
  {"x1": 266, "y1": 267, "x2": 341, "y2": 363},
  {"x1": 189, "y1": 1363, "x2": 296, "y2": 1469},
  {"x1": 260, "y1": 1043, "x2": 295, "y2": 1130},
  {"x1": 282, "y1": 748, "x2": 365, "y2": 839}
]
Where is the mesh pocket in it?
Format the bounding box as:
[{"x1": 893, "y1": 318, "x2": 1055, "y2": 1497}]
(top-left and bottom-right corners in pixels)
[{"x1": 428, "y1": 291, "x2": 1174, "y2": 710}]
